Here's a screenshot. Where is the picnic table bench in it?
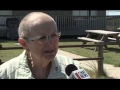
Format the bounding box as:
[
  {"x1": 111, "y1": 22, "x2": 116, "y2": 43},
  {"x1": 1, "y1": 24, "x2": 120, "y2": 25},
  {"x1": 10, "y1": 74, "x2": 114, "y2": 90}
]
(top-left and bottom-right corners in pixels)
[
  {"x1": 77, "y1": 37, "x2": 103, "y2": 43},
  {"x1": 78, "y1": 30, "x2": 120, "y2": 50},
  {"x1": 77, "y1": 37, "x2": 103, "y2": 51}
]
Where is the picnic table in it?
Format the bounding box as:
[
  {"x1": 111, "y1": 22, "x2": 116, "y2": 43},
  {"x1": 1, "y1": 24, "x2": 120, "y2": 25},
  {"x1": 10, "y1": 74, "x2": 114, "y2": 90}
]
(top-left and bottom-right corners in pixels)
[{"x1": 78, "y1": 30, "x2": 120, "y2": 49}]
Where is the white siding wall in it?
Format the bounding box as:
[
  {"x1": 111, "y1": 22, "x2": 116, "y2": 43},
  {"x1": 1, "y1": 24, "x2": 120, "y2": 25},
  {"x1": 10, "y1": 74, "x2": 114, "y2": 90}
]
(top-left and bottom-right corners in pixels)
[
  {"x1": 72, "y1": 10, "x2": 80, "y2": 16},
  {"x1": 0, "y1": 10, "x2": 12, "y2": 15},
  {"x1": 72, "y1": 10, "x2": 88, "y2": 16},
  {"x1": 91, "y1": 10, "x2": 97, "y2": 16},
  {"x1": 72, "y1": 10, "x2": 97, "y2": 16}
]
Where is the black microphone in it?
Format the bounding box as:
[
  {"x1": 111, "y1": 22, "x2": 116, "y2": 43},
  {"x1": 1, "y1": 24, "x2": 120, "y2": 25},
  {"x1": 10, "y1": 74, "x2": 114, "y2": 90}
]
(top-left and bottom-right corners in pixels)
[{"x1": 65, "y1": 64, "x2": 90, "y2": 79}]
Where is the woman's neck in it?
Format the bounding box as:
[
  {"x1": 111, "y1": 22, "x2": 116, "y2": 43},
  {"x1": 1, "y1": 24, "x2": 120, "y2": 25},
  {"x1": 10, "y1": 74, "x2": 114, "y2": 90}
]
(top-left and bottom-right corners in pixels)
[
  {"x1": 28, "y1": 59, "x2": 52, "y2": 79},
  {"x1": 26, "y1": 52, "x2": 52, "y2": 79}
]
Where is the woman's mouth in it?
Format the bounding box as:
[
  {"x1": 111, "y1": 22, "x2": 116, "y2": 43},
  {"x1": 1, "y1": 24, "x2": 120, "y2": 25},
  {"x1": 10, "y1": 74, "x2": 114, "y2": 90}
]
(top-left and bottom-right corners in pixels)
[{"x1": 45, "y1": 50, "x2": 54, "y2": 54}]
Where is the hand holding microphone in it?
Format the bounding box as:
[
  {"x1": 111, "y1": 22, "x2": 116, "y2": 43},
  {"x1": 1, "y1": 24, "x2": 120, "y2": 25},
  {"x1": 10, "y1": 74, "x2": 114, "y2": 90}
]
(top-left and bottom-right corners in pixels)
[{"x1": 65, "y1": 64, "x2": 91, "y2": 79}]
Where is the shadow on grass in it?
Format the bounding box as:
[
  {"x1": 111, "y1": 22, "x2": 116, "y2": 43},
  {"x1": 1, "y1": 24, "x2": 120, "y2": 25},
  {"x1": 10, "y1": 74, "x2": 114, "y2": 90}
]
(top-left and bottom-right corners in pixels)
[
  {"x1": 106, "y1": 47, "x2": 120, "y2": 53},
  {"x1": 0, "y1": 39, "x2": 18, "y2": 43}
]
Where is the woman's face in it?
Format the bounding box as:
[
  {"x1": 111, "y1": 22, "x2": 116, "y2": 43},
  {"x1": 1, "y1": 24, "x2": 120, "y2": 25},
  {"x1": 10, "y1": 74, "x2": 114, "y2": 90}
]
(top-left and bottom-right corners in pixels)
[{"x1": 25, "y1": 21, "x2": 59, "y2": 63}]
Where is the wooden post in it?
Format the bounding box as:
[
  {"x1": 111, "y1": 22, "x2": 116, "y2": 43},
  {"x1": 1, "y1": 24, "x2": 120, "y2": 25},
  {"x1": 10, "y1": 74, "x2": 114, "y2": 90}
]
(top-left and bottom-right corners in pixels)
[
  {"x1": 0, "y1": 59, "x2": 1, "y2": 65},
  {"x1": 97, "y1": 42, "x2": 104, "y2": 76},
  {"x1": 0, "y1": 43, "x2": 2, "y2": 48},
  {"x1": 0, "y1": 43, "x2": 2, "y2": 65}
]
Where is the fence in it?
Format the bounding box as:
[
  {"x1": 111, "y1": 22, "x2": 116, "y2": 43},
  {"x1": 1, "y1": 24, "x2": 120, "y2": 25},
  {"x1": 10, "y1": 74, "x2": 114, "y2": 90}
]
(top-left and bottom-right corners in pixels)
[
  {"x1": 0, "y1": 43, "x2": 104, "y2": 76},
  {"x1": 1, "y1": 15, "x2": 120, "y2": 38}
]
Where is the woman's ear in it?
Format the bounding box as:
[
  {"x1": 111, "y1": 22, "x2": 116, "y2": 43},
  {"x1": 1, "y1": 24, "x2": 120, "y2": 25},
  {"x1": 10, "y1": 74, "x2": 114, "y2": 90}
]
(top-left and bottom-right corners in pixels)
[{"x1": 18, "y1": 38, "x2": 27, "y2": 49}]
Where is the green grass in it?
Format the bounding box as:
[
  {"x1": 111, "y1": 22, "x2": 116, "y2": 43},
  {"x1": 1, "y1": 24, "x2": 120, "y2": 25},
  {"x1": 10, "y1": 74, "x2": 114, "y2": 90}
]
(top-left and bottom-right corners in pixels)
[
  {"x1": 0, "y1": 40, "x2": 24, "y2": 62},
  {"x1": 0, "y1": 40, "x2": 18, "y2": 46},
  {"x1": 59, "y1": 39, "x2": 120, "y2": 67}
]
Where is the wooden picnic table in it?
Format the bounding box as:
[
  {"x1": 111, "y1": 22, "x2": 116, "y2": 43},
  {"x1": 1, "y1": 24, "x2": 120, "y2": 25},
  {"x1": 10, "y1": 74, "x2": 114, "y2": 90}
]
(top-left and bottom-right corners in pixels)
[{"x1": 81, "y1": 30, "x2": 120, "y2": 49}]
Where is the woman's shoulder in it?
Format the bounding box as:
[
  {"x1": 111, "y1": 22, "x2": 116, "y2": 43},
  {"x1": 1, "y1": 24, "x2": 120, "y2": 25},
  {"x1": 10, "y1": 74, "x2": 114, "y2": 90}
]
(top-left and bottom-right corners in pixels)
[
  {"x1": 0, "y1": 51, "x2": 26, "y2": 78},
  {"x1": 56, "y1": 54, "x2": 73, "y2": 62}
]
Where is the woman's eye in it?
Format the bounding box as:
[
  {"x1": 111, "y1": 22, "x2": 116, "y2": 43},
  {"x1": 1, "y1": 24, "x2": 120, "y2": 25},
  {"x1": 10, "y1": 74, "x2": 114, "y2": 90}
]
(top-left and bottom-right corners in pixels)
[
  {"x1": 51, "y1": 34, "x2": 57, "y2": 37},
  {"x1": 39, "y1": 36, "x2": 46, "y2": 40}
]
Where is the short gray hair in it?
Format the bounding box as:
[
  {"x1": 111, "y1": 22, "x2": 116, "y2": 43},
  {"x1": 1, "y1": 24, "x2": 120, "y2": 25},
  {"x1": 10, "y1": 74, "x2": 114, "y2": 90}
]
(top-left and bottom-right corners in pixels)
[{"x1": 18, "y1": 12, "x2": 57, "y2": 39}]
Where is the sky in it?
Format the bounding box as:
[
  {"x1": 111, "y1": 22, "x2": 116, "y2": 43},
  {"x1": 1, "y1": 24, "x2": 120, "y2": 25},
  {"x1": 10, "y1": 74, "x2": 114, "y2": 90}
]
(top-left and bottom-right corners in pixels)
[{"x1": 106, "y1": 10, "x2": 120, "y2": 16}]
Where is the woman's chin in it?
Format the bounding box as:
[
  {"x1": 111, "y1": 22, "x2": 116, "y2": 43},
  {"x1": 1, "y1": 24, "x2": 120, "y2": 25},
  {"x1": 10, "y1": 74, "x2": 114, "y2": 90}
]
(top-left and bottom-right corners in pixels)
[{"x1": 44, "y1": 53, "x2": 56, "y2": 61}]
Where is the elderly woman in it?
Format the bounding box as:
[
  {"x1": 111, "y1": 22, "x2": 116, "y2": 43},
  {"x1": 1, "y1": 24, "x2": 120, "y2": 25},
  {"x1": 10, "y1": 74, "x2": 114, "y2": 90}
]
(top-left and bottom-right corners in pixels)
[{"x1": 0, "y1": 12, "x2": 81, "y2": 79}]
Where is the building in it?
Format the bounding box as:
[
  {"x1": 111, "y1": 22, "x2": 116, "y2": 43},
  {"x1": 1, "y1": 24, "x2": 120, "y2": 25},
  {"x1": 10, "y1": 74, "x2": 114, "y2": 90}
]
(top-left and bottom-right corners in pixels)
[
  {"x1": 0, "y1": 10, "x2": 106, "y2": 16},
  {"x1": 0, "y1": 10, "x2": 106, "y2": 39}
]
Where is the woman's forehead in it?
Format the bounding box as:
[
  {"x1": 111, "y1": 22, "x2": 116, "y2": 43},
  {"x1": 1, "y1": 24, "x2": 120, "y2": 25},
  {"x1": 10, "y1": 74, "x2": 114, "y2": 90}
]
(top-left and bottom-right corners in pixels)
[
  {"x1": 32, "y1": 23, "x2": 56, "y2": 32},
  {"x1": 29, "y1": 24, "x2": 57, "y2": 36},
  {"x1": 31, "y1": 19, "x2": 56, "y2": 29}
]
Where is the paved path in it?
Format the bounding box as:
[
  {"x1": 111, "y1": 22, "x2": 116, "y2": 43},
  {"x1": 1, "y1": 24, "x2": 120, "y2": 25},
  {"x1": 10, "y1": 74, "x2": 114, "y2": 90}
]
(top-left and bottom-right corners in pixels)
[{"x1": 58, "y1": 49, "x2": 120, "y2": 79}]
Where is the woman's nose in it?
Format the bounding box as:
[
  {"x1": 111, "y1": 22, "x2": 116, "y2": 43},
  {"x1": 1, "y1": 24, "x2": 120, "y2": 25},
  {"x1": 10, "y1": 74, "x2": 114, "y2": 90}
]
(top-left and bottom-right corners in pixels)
[{"x1": 45, "y1": 36, "x2": 53, "y2": 43}]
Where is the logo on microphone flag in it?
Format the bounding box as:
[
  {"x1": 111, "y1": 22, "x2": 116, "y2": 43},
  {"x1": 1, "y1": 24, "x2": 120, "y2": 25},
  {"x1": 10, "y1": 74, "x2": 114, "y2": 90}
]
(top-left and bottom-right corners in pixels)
[{"x1": 69, "y1": 69, "x2": 90, "y2": 79}]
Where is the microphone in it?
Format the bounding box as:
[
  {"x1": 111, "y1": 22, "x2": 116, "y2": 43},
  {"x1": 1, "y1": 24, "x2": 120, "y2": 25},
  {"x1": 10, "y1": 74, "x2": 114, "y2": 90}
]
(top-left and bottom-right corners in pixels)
[{"x1": 65, "y1": 64, "x2": 90, "y2": 79}]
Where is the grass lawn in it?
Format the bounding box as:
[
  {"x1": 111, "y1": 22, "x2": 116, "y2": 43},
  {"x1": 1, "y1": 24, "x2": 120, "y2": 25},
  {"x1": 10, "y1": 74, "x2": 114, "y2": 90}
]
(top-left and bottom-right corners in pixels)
[
  {"x1": 0, "y1": 40, "x2": 24, "y2": 62},
  {"x1": 59, "y1": 39, "x2": 120, "y2": 67}
]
